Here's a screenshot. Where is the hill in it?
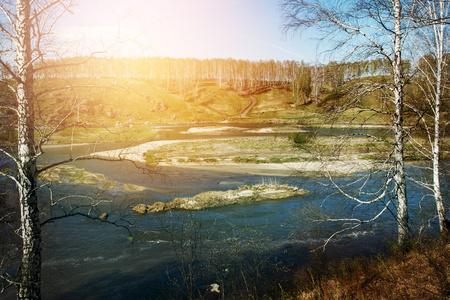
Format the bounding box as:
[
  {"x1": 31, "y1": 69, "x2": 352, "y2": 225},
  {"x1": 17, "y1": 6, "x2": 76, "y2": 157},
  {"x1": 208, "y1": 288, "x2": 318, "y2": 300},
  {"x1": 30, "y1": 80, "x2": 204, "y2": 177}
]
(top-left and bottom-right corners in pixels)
[
  {"x1": 0, "y1": 76, "x2": 400, "y2": 145},
  {"x1": 35, "y1": 78, "x2": 330, "y2": 127}
]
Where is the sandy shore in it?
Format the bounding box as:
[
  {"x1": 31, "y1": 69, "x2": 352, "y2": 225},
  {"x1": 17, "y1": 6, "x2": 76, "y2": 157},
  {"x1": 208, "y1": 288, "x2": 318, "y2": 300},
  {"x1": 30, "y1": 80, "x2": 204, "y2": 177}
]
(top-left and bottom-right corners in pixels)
[
  {"x1": 91, "y1": 138, "x2": 383, "y2": 177},
  {"x1": 168, "y1": 160, "x2": 381, "y2": 177}
]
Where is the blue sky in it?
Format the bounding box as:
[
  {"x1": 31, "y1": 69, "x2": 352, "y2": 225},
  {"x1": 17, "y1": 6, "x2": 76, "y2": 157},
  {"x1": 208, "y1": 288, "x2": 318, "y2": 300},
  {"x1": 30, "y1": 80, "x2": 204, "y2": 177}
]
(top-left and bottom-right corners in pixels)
[{"x1": 56, "y1": 0, "x2": 320, "y2": 62}]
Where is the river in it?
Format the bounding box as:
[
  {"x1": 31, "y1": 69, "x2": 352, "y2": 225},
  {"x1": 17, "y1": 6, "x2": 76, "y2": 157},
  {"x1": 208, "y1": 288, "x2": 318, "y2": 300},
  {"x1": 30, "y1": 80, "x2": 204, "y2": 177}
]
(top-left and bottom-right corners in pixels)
[{"x1": 2, "y1": 124, "x2": 446, "y2": 299}]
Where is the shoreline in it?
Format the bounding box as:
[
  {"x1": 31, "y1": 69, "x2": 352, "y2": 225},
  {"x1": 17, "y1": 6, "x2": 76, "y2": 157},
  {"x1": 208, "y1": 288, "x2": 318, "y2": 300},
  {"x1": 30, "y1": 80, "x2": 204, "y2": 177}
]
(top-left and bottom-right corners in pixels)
[
  {"x1": 90, "y1": 138, "x2": 385, "y2": 177},
  {"x1": 159, "y1": 160, "x2": 382, "y2": 177}
]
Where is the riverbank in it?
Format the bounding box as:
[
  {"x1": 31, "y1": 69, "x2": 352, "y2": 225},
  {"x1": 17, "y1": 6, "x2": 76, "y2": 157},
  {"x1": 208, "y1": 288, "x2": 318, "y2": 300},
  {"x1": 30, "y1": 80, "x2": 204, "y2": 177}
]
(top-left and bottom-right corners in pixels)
[{"x1": 90, "y1": 135, "x2": 389, "y2": 177}]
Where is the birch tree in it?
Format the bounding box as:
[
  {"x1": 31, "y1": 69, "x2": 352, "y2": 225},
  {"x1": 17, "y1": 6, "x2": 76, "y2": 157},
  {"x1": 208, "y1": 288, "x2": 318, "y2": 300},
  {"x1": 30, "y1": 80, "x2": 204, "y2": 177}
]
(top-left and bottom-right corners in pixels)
[
  {"x1": 410, "y1": 0, "x2": 449, "y2": 234},
  {"x1": 282, "y1": 0, "x2": 414, "y2": 244},
  {"x1": 0, "y1": 1, "x2": 74, "y2": 298},
  {"x1": 0, "y1": 1, "x2": 142, "y2": 298}
]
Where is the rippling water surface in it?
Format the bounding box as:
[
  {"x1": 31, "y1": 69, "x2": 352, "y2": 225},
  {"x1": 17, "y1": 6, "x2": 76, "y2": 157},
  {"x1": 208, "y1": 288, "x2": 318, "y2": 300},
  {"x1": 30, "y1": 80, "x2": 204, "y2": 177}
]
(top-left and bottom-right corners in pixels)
[{"x1": 3, "y1": 125, "x2": 446, "y2": 299}]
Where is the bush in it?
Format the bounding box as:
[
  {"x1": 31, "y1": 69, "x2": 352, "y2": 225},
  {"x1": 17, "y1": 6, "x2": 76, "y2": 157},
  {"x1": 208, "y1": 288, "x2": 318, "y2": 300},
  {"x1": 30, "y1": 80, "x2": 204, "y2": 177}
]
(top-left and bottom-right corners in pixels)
[
  {"x1": 288, "y1": 132, "x2": 312, "y2": 146},
  {"x1": 203, "y1": 158, "x2": 218, "y2": 163},
  {"x1": 269, "y1": 157, "x2": 282, "y2": 163},
  {"x1": 144, "y1": 150, "x2": 164, "y2": 165}
]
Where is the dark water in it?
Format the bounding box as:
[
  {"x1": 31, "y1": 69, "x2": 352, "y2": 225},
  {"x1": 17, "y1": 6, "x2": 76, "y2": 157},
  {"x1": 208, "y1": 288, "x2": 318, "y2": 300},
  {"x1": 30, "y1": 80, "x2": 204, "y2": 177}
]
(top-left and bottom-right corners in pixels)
[{"x1": 2, "y1": 125, "x2": 447, "y2": 299}]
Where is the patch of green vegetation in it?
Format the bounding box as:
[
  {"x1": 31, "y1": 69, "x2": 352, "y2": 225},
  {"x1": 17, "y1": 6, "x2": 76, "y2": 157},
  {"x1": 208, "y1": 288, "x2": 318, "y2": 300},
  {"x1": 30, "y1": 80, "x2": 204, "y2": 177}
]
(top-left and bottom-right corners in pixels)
[
  {"x1": 144, "y1": 150, "x2": 165, "y2": 166},
  {"x1": 361, "y1": 154, "x2": 377, "y2": 160},
  {"x1": 46, "y1": 126, "x2": 159, "y2": 144},
  {"x1": 288, "y1": 132, "x2": 313, "y2": 146},
  {"x1": 70, "y1": 168, "x2": 88, "y2": 182},
  {"x1": 269, "y1": 157, "x2": 282, "y2": 163},
  {"x1": 232, "y1": 157, "x2": 267, "y2": 164},
  {"x1": 0, "y1": 132, "x2": 17, "y2": 145},
  {"x1": 203, "y1": 158, "x2": 218, "y2": 163},
  {"x1": 187, "y1": 157, "x2": 200, "y2": 163},
  {"x1": 241, "y1": 185, "x2": 261, "y2": 190},
  {"x1": 405, "y1": 153, "x2": 426, "y2": 161},
  {"x1": 283, "y1": 157, "x2": 299, "y2": 162},
  {"x1": 321, "y1": 88, "x2": 347, "y2": 104}
]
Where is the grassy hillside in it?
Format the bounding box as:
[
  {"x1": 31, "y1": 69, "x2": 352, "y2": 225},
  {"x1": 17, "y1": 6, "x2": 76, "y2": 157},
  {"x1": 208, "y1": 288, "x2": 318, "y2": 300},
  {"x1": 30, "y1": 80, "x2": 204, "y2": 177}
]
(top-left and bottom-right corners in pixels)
[
  {"x1": 32, "y1": 77, "x2": 398, "y2": 129},
  {"x1": 35, "y1": 78, "x2": 253, "y2": 126}
]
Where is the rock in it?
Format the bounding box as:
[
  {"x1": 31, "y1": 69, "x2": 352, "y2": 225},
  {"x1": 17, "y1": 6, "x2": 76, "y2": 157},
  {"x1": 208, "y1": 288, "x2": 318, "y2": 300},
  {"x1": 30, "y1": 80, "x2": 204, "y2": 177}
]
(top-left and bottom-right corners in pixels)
[
  {"x1": 147, "y1": 201, "x2": 168, "y2": 213},
  {"x1": 133, "y1": 204, "x2": 150, "y2": 214},
  {"x1": 132, "y1": 184, "x2": 309, "y2": 214},
  {"x1": 99, "y1": 213, "x2": 108, "y2": 220},
  {"x1": 169, "y1": 197, "x2": 185, "y2": 209},
  {"x1": 210, "y1": 283, "x2": 220, "y2": 293}
]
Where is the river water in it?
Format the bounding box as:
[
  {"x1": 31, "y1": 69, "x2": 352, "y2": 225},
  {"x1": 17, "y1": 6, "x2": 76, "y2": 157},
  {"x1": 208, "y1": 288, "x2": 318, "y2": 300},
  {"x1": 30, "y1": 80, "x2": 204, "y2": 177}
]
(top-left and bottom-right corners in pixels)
[{"x1": 2, "y1": 124, "x2": 447, "y2": 299}]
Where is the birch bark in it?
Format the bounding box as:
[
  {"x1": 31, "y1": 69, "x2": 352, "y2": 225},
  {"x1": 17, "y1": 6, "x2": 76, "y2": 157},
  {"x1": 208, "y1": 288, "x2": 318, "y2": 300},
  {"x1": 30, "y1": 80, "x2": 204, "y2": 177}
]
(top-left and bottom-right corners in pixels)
[
  {"x1": 430, "y1": 0, "x2": 446, "y2": 234},
  {"x1": 15, "y1": 0, "x2": 42, "y2": 298},
  {"x1": 393, "y1": 0, "x2": 409, "y2": 245}
]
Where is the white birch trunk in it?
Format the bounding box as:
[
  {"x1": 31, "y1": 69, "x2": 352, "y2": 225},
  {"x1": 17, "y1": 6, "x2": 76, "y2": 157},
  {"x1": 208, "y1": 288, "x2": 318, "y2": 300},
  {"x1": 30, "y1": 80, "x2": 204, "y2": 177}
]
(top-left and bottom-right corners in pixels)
[
  {"x1": 393, "y1": 0, "x2": 409, "y2": 245},
  {"x1": 433, "y1": 0, "x2": 446, "y2": 234},
  {"x1": 16, "y1": 0, "x2": 42, "y2": 298},
  {"x1": 434, "y1": 84, "x2": 445, "y2": 233}
]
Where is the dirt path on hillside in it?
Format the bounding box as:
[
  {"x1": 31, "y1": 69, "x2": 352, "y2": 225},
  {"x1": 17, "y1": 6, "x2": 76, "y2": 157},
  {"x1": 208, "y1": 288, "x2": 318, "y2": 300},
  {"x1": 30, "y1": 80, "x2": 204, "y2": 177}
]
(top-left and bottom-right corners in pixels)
[{"x1": 240, "y1": 96, "x2": 257, "y2": 117}]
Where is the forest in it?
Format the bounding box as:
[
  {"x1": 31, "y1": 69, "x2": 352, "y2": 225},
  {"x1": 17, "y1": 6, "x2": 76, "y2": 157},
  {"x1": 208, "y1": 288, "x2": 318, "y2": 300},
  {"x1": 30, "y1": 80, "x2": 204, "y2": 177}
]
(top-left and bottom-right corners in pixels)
[{"x1": 36, "y1": 56, "x2": 394, "y2": 102}]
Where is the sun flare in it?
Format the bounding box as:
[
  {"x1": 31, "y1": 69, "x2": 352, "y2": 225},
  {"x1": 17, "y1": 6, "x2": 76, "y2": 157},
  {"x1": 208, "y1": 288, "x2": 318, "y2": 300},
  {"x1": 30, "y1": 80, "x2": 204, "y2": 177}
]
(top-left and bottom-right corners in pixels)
[{"x1": 55, "y1": 0, "x2": 307, "y2": 60}]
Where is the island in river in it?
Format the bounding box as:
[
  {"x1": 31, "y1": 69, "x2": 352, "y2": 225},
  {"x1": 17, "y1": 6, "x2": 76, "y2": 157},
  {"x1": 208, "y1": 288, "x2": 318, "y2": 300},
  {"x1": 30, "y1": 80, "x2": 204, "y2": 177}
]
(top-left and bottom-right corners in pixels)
[{"x1": 133, "y1": 183, "x2": 309, "y2": 213}]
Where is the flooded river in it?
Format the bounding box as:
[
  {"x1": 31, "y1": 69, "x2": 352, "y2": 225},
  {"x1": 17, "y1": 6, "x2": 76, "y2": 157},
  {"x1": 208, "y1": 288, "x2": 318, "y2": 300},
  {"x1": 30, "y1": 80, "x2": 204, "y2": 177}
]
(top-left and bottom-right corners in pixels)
[{"x1": 2, "y1": 124, "x2": 446, "y2": 299}]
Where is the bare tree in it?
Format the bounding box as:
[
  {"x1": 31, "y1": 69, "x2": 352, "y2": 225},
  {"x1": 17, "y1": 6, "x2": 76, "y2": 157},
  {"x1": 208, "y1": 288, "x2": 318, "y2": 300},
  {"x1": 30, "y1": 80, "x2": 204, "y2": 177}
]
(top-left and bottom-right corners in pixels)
[
  {"x1": 293, "y1": 61, "x2": 312, "y2": 106},
  {"x1": 0, "y1": 1, "x2": 140, "y2": 298},
  {"x1": 410, "y1": 0, "x2": 449, "y2": 235},
  {"x1": 282, "y1": 0, "x2": 416, "y2": 245},
  {"x1": 0, "y1": 1, "x2": 78, "y2": 298}
]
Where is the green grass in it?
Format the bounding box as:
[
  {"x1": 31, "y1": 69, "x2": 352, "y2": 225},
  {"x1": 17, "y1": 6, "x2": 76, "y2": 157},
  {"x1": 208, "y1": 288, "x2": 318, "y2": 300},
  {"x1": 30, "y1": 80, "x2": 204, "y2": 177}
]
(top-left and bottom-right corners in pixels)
[
  {"x1": 41, "y1": 126, "x2": 159, "y2": 144},
  {"x1": 34, "y1": 78, "x2": 255, "y2": 126},
  {"x1": 233, "y1": 156, "x2": 267, "y2": 164}
]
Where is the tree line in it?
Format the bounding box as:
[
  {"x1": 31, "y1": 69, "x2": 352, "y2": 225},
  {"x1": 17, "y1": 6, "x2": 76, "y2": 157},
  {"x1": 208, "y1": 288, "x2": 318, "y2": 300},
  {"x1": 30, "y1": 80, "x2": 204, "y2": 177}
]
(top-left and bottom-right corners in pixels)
[{"x1": 35, "y1": 56, "x2": 395, "y2": 103}]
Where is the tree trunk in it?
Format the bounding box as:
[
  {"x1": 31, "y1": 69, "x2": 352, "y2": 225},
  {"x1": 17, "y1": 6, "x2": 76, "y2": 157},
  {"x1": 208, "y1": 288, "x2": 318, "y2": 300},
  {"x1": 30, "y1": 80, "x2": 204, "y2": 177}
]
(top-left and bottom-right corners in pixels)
[
  {"x1": 16, "y1": 0, "x2": 42, "y2": 298},
  {"x1": 433, "y1": 0, "x2": 446, "y2": 234},
  {"x1": 434, "y1": 89, "x2": 445, "y2": 234},
  {"x1": 393, "y1": 0, "x2": 409, "y2": 245}
]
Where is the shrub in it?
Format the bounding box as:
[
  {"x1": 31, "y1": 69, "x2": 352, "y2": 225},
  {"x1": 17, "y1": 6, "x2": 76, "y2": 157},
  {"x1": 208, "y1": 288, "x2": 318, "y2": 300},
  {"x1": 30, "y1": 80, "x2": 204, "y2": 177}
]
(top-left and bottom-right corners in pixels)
[
  {"x1": 288, "y1": 132, "x2": 312, "y2": 146},
  {"x1": 144, "y1": 150, "x2": 164, "y2": 165},
  {"x1": 203, "y1": 158, "x2": 218, "y2": 163},
  {"x1": 269, "y1": 157, "x2": 282, "y2": 163}
]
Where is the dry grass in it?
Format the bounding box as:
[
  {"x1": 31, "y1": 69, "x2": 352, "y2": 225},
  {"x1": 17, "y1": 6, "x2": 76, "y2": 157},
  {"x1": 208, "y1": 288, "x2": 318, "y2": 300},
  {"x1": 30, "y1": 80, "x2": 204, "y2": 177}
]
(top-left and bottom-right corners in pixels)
[{"x1": 284, "y1": 238, "x2": 450, "y2": 300}]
